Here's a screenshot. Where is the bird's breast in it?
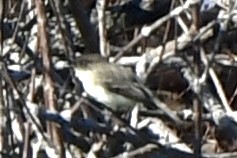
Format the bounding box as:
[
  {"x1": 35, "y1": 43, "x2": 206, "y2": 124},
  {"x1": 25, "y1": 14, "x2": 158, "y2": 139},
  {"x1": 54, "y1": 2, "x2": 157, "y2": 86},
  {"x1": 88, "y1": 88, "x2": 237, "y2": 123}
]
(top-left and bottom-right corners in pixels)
[{"x1": 75, "y1": 69, "x2": 135, "y2": 111}]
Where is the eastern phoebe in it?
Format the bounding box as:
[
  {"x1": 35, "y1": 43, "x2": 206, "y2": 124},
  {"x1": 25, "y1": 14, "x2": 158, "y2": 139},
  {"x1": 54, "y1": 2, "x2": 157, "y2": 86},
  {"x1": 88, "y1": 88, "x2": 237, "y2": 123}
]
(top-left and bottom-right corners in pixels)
[{"x1": 74, "y1": 55, "x2": 182, "y2": 123}]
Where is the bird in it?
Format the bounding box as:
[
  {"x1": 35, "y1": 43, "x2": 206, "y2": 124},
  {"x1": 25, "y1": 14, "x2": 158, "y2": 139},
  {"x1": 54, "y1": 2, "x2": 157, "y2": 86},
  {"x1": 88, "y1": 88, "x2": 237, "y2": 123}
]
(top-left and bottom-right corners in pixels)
[{"x1": 74, "y1": 54, "x2": 182, "y2": 124}]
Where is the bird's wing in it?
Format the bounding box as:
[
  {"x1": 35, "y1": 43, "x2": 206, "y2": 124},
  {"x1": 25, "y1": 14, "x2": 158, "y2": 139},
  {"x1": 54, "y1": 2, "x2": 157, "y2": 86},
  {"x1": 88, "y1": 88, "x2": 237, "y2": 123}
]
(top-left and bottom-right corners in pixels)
[
  {"x1": 108, "y1": 82, "x2": 152, "y2": 102},
  {"x1": 91, "y1": 63, "x2": 152, "y2": 103}
]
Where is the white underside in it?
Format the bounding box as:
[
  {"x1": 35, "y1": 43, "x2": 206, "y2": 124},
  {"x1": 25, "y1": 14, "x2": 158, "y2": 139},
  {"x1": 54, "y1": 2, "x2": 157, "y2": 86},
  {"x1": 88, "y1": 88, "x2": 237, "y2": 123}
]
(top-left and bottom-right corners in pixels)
[{"x1": 75, "y1": 69, "x2": 135, "y2": 111}]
